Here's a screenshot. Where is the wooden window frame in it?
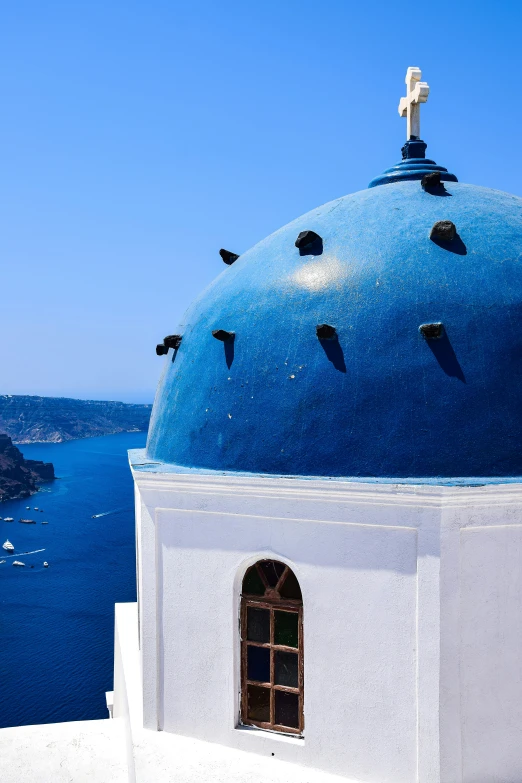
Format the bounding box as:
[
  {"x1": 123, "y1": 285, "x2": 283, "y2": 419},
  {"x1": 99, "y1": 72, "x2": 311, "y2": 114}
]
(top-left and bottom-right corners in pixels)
[{"x1": 240, "y1": 562, "x2": 304, "y2": 735}]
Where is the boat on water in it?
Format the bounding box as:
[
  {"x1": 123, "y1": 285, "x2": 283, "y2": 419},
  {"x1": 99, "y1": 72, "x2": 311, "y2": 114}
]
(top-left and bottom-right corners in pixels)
[
  {"x1": 34, "y1": 507, "x2": 38, "y2": 511},
  {"x1": 4, "y1": 517, "x2": 14, "y2": 522},
  {"x1": 42, "y1": 521, "x2": 49, "y2": 524},
  {"x1": 43, "y1": 562, "x2": 49, "y2": 568},
  {"x1": 19, "y1": 519, "x2": 36, "y2": 524},
  {"x1": 0, "y1": 560, "x2": 5, "y2": 564},
  {"x1": 2, "y1": 540, "x2": 14, "y2": 552},
  {"x1": 12, "y1": 561, "x2": 25, "y2": 567},
  {"x1": 26, "y1": 506, "x2": 30, "y2": 510}
]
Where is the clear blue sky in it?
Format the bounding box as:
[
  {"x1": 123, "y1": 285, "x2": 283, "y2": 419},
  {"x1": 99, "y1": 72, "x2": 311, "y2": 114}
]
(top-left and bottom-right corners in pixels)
[{"x1": 1, "y1": 0, "x2": 521, "y2": 403}]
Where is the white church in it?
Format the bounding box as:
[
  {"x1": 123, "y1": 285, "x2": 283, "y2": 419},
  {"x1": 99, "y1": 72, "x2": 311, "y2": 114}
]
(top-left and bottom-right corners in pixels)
[{"x1": 3, "y1": 68, "x2": 522, "y2": 783}]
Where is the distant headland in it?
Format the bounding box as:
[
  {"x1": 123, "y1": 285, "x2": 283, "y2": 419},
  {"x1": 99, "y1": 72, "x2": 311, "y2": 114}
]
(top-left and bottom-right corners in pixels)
[
  {"x1": 0, "y1": 434, "x2": 55, "y2": 502},
  {"x1": 0, "y1": 395, "x2": 152, "y2": 444}
]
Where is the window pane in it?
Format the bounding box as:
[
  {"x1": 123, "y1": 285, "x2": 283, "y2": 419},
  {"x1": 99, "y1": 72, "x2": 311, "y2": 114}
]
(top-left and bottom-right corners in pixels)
[
  {"x1": 242, "y1": 566, "x2": 265, "y2": 596},
  {"x1": 259, "y1": 560, "x2": 286, "y2": 588},
  {"x1": 247, "y1": 645, "x2": 270, "y2": 683},
  {"x1": 247, "y1": 685, "x2": 270, "y2": 723},
  {"x1": 247, "y1": 607, "x2": 270, "y2": 643},
  {"x1": 279, "y1": 569, "x2": 302, "y2": 600},
  {"x1": 275, "y1": 691, "x2": 299, "y2": 729},
  {"x1": 274, "y1": 651, "x2": 299, "y2": 688},
  {"x1": 274, "y1": 611, "x2": 298, "y2": 648}
]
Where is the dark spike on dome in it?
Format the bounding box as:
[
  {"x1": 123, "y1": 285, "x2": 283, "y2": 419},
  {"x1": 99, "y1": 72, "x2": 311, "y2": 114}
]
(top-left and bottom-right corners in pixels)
[
  {"x1": 419, "y1": 323, "x2": 444, "y2": 340},
  {"x1": 156, "y1": 344, "x2": 168, "y2": 356},
  {"x1": 422, "y1": 172, "x2": 442, "y2": 191},
  {"x1": 163, "y1": 335, "x2": 182, "y2": 350},
  {"x1": 430, "y1": 221, "x2": 457, "y2": 242},
  {"x1": 219, "y1": 249, "x2": 239, "y2": 265},
  {"x1": 212, "y1": 329, "x2": 235, "y2": 342},
  {"x1": 295, "y1": 230, "x2": 322, "y2": 249},
  {"x1": 316, "y1": 324, "x2": 337, "y2": 340}
]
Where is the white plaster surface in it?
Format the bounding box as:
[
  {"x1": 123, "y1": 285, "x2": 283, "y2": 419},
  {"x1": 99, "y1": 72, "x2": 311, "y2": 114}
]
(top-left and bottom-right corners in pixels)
[
  {"x1": 129, "y1": 462, "x2": 522, "y2": 783},
  {"x1": 460, "y1": 524, "x2": 522, "y2": 783},
  {"x1": 133, "y1": 729, "x2": 359, "y2": 783},
  {"x1": 132, "y1": 469, "x2": 428, "y2": 782},
  {"x1": 113, "y1": 601, "x2": 367, "y2": 783},
  {"x1": 0, "y1": 718, "x2": 127, "y2": 782},
  {"x1": 156, "y1": 507, "x2": 417, "y2": 782}
]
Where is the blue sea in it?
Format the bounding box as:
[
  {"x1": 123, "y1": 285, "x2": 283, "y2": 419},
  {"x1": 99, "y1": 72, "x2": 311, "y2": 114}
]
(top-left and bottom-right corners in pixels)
[{"x1": 0, "y1": 431, "x2": 146, "y2": 729}]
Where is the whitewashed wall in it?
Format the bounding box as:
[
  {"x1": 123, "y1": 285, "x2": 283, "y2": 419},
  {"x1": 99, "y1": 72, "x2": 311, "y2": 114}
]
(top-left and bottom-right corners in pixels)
[{"x1": 129, "y1": 460, "x2": 522, "y2": 783}]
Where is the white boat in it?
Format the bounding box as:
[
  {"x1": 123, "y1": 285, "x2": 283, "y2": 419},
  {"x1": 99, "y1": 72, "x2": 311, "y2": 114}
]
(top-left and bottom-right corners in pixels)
[
  {"x1": 4, "y1": 517, "x2": 14, "y2": 522},
  {"x1": 26, "y1": 506, "x2": 30, "y2": 510},
  {"x1": 34, "y1": 507, "x2": 38, "y2": 511},
  {"x1": 2, "y1": 540, "x2": 14, "y2": 552},
  {"x1": 12, "y1": 561, "x2": 25, "y2": 567},
  {"x1": 0, "y1": 559, "x2": 5, "y2": 564},
  {"x1": 43, "y1": 562, "x2": 49, "y2": 568}
]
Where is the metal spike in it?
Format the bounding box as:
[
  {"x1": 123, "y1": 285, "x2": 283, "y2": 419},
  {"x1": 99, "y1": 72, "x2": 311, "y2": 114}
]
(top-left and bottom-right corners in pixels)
[
  {"x1": 163, "y1": 335, "x2": 182, "y2": 350},
  {"x1": 212, "y1": 329, "x2": 235, "y2": 342},
  {"x1": 419, "y1": 323, "x2": 443, "y2": 339},
  {"x1": 316, "y1": 324, "x2": 337, "y2": 340},
  {"x1": 219, "y1": 249, "x2": 240, "y2": 265}
]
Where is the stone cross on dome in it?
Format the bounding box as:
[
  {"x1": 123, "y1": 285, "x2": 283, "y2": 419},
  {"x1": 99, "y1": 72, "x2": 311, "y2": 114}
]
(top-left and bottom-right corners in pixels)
[{"x1": 398, "y1": 67, "x2": 429, "y2": 140}]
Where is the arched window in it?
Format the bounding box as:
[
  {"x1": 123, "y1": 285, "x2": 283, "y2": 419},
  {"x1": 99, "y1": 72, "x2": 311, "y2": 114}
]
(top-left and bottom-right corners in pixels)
[{"x1": 240, "y1": 559, "x2": 303, "y2": 734}]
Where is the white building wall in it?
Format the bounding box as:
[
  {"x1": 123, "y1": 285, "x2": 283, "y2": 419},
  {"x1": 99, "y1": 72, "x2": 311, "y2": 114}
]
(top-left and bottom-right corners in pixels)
[
  {"x1": 128, "y1": 459, "x2": 522, "y2": 783},
  {"x1": 156, "y1": 508, "x2": 418, "y2": 783},
  {"x1": 459, "y1": 524, "x2": 522, "y2": 783},
  {"x1": 113, "y1": 603, "x2": 138, "y2": 783}
]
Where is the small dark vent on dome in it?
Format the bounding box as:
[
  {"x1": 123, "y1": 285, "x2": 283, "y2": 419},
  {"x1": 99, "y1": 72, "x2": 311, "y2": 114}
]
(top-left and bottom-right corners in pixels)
[
  {"x1": 316, "y1": 324, "x2": 337, "y2": 340},
  {"x1": 295, "y1": 230, "x2": 323, "y2": 256},
  {"x1": 430, "y1": 221, "x2": 457, "y2": 242},
  {"x1": 212, "y1": 329, "x2": 235, "y2": 342},
  {"x1": 156, "y1": 344, "x2": 168, "y2": 356},
  {"x1": 422, "y1": 172, "x2": 443, "y2": 192},
  {"x1": 219, "y1": 249, "x2": 239, "y2": 265},
  {"x1": 419, "y1": 323, "x2": 444, "y2": 340},
  {"x1": 163, "y1": 335, "x2": 182, "y2": 350}
]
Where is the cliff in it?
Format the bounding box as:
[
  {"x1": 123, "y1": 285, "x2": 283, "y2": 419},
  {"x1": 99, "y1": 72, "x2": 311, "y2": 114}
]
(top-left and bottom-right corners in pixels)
[
  {"x1": 0, "y1": 434, "x2": 55, "y2": 501},
  {"x1": 0, "y1": 395, "x2": 152, "y2": 444}
]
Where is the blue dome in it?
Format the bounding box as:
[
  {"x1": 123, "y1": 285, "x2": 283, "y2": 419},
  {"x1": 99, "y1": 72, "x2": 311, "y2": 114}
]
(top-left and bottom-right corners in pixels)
[{"x1": 147, "y1": 177, "x2": 522, "y2": 479}]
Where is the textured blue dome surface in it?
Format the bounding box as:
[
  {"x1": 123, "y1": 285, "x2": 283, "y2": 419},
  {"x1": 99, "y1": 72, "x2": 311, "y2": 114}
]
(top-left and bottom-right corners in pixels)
[{"x1": 147, "y1": 181, "x2": 522, "y2": 478}]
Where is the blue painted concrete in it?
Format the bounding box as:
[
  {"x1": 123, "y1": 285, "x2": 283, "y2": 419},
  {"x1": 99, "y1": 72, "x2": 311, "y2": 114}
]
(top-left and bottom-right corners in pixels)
[
  {"x1": 147, "y1": 180, "x2": 522, "y2": 479},
  {"x1": 130, "y1": 450, "x2": 522, "y2": 487},
  {"x1": 368, "y1": 138, "x2": 458, "y2": 187}
]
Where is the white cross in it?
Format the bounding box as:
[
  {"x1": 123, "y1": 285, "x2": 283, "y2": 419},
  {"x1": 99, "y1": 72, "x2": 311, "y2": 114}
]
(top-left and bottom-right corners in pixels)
[{"x1": 398, "y1": 67, "x2": 430, "y2": 140}]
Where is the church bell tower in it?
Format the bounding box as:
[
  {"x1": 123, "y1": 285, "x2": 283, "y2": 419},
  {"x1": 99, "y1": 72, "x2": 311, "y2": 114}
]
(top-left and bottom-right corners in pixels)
[{"x1": 113, "y1": 68, "x2": 522, "y2": 783}]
